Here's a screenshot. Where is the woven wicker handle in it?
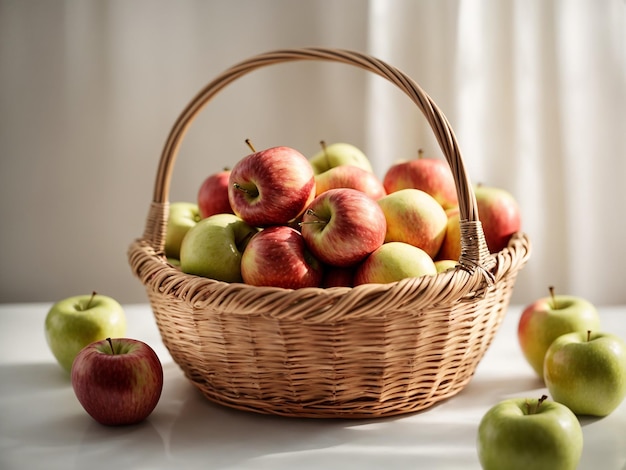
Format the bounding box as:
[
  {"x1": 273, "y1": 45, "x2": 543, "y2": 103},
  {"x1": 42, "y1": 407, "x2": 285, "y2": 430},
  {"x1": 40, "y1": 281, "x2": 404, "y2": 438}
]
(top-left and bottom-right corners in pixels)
[{"x1": 143, "y1": 47, "x2": 494, "y2": 277}]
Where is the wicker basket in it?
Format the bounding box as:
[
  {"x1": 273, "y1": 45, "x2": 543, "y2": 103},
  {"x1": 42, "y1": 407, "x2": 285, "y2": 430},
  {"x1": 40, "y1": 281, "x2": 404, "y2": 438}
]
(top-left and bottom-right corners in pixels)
[{"x1": 128, "y1": 47, "x2": 531, "y2": 418}]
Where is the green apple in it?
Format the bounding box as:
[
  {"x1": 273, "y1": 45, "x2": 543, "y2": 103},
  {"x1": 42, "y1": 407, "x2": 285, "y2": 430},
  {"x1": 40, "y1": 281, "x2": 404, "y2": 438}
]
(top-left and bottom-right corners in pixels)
[
  {"x1": 179, "y1": 213, "x2": 258, "y2": 282},
  {"x1": 517, "y1": 287, "x2": 600, "y2": 379},
  {"x1": 309, "y1": 141, "x2": 373, "y2": 175},
  {"x1": 477, "y1": 395, "x2": 583, "y2": 470},
  {"x1": 434, "y1": 259, "x2": 457, "y2": 273},
  {"x1": 353, "y1": 242, "x2": 436, "y2": 285},
  {"x1": 377, "y1": 188, "x2": 448, "y2": 258},
  {"x1": 165, "y1": 201, "x2": 201, "y2": 260},
  {"x1": 544, "y1": 330, "x2": 626, "y2": 417},
  {"x1": 45, "y1": 292, "x2": 127, "y2": 373}
]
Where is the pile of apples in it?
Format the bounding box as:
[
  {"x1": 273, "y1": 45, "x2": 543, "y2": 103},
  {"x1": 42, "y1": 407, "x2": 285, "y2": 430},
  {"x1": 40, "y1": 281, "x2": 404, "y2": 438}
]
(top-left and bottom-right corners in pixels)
[{"x1": 165, "y1": 141, "x2": 521, "y2": 289}]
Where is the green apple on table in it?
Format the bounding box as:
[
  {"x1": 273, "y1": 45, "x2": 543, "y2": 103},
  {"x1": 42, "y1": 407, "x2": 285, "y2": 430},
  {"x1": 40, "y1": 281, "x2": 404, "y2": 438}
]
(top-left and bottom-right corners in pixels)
[
  {"x1": 544, "y1": 330, "x2": 626, "y2": 417},
  {"x1": 517, "y1": 286, "x2": 600, "y2": 379},
  {"x1": 180, "y1": 213, "x2": 258, "y2": 282},
  {"x1": 164, "y1": 201, "x2": 201, "y2": 260},
  {"x1": 45, "y1": 292, "x2": 127, "y2": 373},
  {"x1": 477, "y1": 395, "x2": 583, "y2": 470},
  {"x1": 308, "y1": 141, "x2": 373, "y2": 175}
]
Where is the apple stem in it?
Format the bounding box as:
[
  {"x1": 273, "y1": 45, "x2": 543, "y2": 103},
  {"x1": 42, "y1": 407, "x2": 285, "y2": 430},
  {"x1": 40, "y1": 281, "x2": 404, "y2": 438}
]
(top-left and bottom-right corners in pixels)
[
  {"x1": 245, "y1": 138, "x2": 256, "y2": 153},
  {"x1": 549, "y1": 285, "x2": 558, "y2": 310},
  {"x1": 106, "y1": 337, "x2": 115, "y2": 355},
  {"x1": 232, "y1": 182, "x2": 259, "y2": 197},
  {"x1": 526, "y1": 394, "x2": 548, "y2": 414},
  {"x1": 85, "y1": 291, "x2": 97, "y2": 310},
  {"x1": 587, "y1": 330, "x2": 592, "y2": 342},
  {"x1": 417, "y1": 148, "x2": 424, "y2": 159},
  {"x1": 320, "y1": 140, "x2": 330, "y2": 167}
]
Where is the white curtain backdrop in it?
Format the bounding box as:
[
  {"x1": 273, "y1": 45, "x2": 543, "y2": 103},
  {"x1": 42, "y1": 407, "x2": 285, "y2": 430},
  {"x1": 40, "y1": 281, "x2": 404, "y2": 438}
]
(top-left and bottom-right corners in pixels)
[{"x1": 0, "y1": 0, "x2": 624, "y2": 306}]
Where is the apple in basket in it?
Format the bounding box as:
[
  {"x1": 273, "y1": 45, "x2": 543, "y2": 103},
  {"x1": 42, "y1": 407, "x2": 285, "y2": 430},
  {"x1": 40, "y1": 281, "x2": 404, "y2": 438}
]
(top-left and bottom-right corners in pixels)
[
  {"x1": 354, "y1": 242, "x2": 437, "y2": 285},
  {"x1": 241, "y1": 225, "x2": 323, "y2": 289},
  {"x1": 197, "y1": 168, "x2": 234, "y2": 218},
  {"x1": 314, "y1": 164, "x2": 386, "y2": 200},
  {"x1": 477, "y1": 395, "x2": 583, "y2": 470},
  {"x1": 45, "y1": 292, "x2": 127, "y2": 373},
  {"x1": 180, "y1": 213, "x2": 258, "y2": 282},
  {"x1": 382, "y1": 149, "x2": 458, "y2": 210},
  {"x1": 517, "y1": 286, "x2": 600, "y2": 380},
  {"x1": 308, "y1": 141, "x2": 374, "y2": 175},
  {"x1": 436, "y1": 206, "x2": 461, "y2": 261},
  {"x1": 164, "y1": 201, "x2": 201, "y2": 260},
  {"x1": 228, "y1": 141, "x2": 316, "y2": 227},
  {"x1": 71, "y1": 337, "x2": 163, "y2": 426},
  {"x1": 377, "y1": 188, "x2": 448, "y2": 258},
  {"x1": 544, "y1": 330, "x2": 626, "y2": 417},
  {"x1": 474, "y1": 184, "x2": 521, "y2": 253},
  {"x1": 299, "y1": 187, "x2": 387, "y2": 267}
]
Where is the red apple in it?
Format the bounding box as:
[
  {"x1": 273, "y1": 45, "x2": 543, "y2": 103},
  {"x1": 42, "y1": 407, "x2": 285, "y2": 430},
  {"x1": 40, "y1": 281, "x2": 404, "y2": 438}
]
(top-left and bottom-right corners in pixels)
[
  {"x1": 71, "y1": 337, "x2": 163, "y2": 426},
  {"x1": 314, "y1": 164, "x2": 386, "y2": 199},
  {"x1": 228, "y1": 144, "x2": 316, "y2": 227},
  {"x1": 197, "y1": 168, "x2": 233, "y2": 218},
  {"x1": 321, "y1": 265, "x2": 355, "y2": 288},
  {"x1": 475, "y1": 184, "x2": 521, "y2": 253},
  {"x1": 382, "y1": 150, "x2": 458, "y2": 210},
  {"x1": 377, "y1": 188, "x2": 448, "y2": 258},
  {"x1": 241, "y1": 225, "x2": 323, "y2": 289},
  {"x1": 299, "y1": 188, "x2": 387, "y2": 267}
]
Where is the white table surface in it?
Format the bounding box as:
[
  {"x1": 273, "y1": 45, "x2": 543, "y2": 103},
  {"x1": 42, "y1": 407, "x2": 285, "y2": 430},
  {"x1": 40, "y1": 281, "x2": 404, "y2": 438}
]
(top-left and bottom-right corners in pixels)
[{"x1": 0, "y1": 303, "x2": 624, "y2": 470}]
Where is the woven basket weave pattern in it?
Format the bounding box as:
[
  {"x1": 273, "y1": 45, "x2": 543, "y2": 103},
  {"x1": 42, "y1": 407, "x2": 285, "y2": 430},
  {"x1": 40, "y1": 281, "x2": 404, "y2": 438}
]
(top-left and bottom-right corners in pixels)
[{"x1": 128, "y1": 48, "x2": 531, "y2": 418}]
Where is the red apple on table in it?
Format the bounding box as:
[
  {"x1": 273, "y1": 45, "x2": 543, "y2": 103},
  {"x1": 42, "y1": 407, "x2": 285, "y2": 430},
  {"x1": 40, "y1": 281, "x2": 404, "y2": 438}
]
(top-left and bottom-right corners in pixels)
[
  {"x1": 314, "y1": 164, "x2": 386, "y2": 199},
  {"x1": 544, "y1": 330, "x2": 626, "y2": 417},
  {"x1": 71, "y1": 337, "x2": 163, "y2": 426},
  {"x1": 299, "y1": 188, "x2": 386, "y2": 267},
  {"x1": 197, "y1": 168, "x2": 233, "y2": 218},
  {"x1": 228, "y1": 142, "x2": 316, "y2": 227},
  {"x1": 517, "y1": 286, "x2": 600, "y2": 380},
  {"x1": 474, "y1": 184, "x2": 521, "y2": 253},
  {"x1": 377, "y1": 188, "x2": 448, "y2": 258},
  {"x1": 241, "y1": 225, "x2": 323, "y2": 289},
  {"x1": 354, "y1": 242, "x2": 437, "y2": 285},
  {"x1": 382, "y1": 150, "x2": 458, "y2": 210}
]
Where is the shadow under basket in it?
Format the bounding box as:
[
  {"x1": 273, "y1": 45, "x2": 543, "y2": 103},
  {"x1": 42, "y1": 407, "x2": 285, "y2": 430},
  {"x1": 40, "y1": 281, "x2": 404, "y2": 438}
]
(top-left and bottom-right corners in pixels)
[{"x1": 128, "y1": 47, "x2": 531, "y2": 419}]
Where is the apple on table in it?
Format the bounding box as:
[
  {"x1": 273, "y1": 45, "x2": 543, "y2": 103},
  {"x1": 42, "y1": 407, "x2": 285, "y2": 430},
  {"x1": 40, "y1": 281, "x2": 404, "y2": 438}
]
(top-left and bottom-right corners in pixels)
[
  {"x1": 71, "y1": 337, "x2": 163, "y2": 426},
  {"x1": 299, "y1": 187, "x2": 387, "y2": 268},
  {"x1": 477, "y1": 395, "x2": 583, "y2": 470},
  {"x1": 45, "y1": 292, "x2": 127, "y2": 373},
  {"x1": 544, "y1": 330, "x2": 626, "y2": 417},
  {"x1": 228, "y1": 141, "x2": 316, "y2": 227},
  {"x1": 517, "y1": 286, "x2": 600, "y2": 379},
  {"x1": 180, "y1": 213, "x2": 258, "y2": 282}
]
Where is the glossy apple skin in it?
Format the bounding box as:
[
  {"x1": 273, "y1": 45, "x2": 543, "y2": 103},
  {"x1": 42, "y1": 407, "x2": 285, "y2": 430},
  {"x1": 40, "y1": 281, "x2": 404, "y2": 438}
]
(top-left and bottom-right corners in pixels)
[
  {"x1": 180, "y1": 213, "x2": 258, "y2": 282},
  {"x1": 544, "y1": 331, "x2": 626, "y2": 417},
  {"x1": 241, "y1": 226, "x2": 323, "y2": 289},
  {"x1": 377, "y1": 188, "x2": 448, "y2": 258},
  {"x1": 71, "y1": 338, "x2": 163, "y2": 426},
  {"x1": 383, "y1": 157, "x2": 458, "y2": 210},
  {"x1": 474, "y1": 185, "x2": 521, "y2": 253},
  {"x1": 45, "y1": 294, "x2": 127, "y2": 373},
  {"x1": 314, "y1": 164, "x2": 386, "y2": 199},
  {"x1": 321, "y1": 265, "x2": 355, "y2": 288},
  {"x1": 228, "y1": 146, "x2": 316, "y2": 227},
  {"x1": 197, "y1": 169, "x2": 233, "y2": 218},
  {"x1": 309, "y1": 142, "x2": 373, "y2": 174},
  {"x1": 477, "y1": 397, "x2": 583, "y2": 470},
  {"x1": 436, "y1": 207, "x2": 461, "y2": 261},
  {"x1": 164, "y1": 201, "x2": 201, "y2": 260},
  {"x1": 517, "y1": 295, "x2": 600, "y2": 379},
  {"x1": 354, "y1": 242, "x2": 437, "y2": 285},
  {"x1": 300, "y1": 188, "x2": 386, "y2": 268}
]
